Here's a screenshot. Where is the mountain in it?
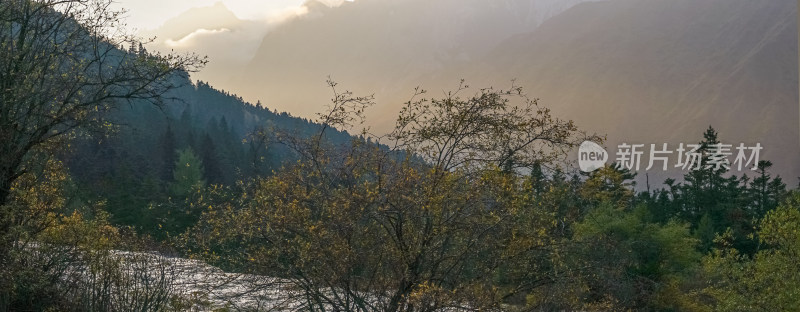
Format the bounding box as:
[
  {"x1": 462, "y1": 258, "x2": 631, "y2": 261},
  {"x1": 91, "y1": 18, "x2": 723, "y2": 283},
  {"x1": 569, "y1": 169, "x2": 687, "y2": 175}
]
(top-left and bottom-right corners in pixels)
[
  {"x1": 230, "y1": 0, "x2": 798, "y2": 181},
  {"x1": 472, "y1": 0, "x2": 799, "y2": 181},
  {"x1": 140, "y1": 2, "x2": 269, "y2": 84},
  {"x1": 234, "y1": 0, "x2": 593, "y2": 120}
]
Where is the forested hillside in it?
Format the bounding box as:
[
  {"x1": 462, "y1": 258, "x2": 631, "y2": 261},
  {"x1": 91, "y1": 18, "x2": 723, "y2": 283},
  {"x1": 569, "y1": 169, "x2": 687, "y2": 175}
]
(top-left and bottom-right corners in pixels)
[{"x1": 62, "y1": 73, "x2": 355, "y2": 236}]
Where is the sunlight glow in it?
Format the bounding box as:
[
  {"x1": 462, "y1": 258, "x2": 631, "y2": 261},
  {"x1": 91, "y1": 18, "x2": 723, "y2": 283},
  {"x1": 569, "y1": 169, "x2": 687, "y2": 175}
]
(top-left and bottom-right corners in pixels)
[
  {"x1": 113, "y1": 0, "x2": 350, "y2": 32},
  {"x1": 165, "y1": 28, "x2": 231, "y2": 47}
]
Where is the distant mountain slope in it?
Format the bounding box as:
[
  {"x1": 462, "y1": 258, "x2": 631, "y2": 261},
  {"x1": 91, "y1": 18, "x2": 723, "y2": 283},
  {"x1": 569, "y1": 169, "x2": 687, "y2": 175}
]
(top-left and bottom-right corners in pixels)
[
  {"x1": 140, "y1": 2, "x2": 268, "y2": 85},
  {"x1": 473, "y1": 0, "x2": 798, "y2": 179},
  {"x1": 234, "y1": 0, "x2": 592, "y2": 119}
]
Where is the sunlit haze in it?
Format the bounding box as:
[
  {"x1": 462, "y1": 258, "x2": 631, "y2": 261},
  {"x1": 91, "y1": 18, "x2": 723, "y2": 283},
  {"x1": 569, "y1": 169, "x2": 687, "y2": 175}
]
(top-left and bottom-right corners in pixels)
[{"x1": 112, "y1": 0, "x2": 347, "y2": 31}]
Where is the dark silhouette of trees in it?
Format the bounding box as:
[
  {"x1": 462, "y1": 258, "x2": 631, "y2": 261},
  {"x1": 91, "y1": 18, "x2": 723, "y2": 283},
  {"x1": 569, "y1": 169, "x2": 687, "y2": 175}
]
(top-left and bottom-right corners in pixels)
[{"x1": 0, "y1": 0, "x2": 205, "y2": 207}]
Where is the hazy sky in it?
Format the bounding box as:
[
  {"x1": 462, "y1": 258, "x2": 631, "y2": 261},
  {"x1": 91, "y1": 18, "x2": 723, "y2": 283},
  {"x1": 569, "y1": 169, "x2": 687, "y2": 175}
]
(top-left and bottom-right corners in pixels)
[{"x1": 112, "y1": 0, "x2": 346, "y2": 31}]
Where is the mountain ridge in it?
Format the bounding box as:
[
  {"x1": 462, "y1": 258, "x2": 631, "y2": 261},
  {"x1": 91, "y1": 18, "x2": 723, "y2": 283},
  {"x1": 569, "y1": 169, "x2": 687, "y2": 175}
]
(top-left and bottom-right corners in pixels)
[{"x1": 473, "y1": 0, "x2": 798, "y2": 180}]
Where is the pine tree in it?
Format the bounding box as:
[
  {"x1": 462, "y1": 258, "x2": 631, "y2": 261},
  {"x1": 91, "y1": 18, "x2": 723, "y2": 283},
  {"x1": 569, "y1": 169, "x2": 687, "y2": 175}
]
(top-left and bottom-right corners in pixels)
[
  {"x1": 752, "y1": 160, "x2": 773, "y2": 215},
  {"x1": 169, "y1": 148, "x2": 206, "y2": 198},
  {"x1": 138, "y1": 42, "x2": 147, "y2": 56},
  {"x1": 750, "y1": 160, "x2": 788, "y2": 217},
  {"x1": 528, "y1": 162, "x2": 547, "y2": 198},
  {"x1": 200, "y1": 133, "x2": 224, "y2": 185},
  {"x1": 180, "y1": 106, "x2": 195, "y2": 148},
  {"x1": 682, "y1": 126, "x2": 729, "y2": 223}
]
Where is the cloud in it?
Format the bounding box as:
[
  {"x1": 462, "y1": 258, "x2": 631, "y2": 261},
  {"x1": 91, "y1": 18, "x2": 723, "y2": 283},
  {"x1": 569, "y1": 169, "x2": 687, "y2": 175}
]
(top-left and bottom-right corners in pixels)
[
  {"x1": 165, "y1": 28, "x2": 232, "y2": 47},
  {"x1": 264, "y1": 5, "x2": 310, "y2": 25}
]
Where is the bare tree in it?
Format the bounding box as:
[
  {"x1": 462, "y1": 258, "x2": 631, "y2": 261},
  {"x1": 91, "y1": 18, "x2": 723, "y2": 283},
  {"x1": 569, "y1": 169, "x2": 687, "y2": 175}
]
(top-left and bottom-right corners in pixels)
[{"x1": 389, "y1": 80, "x2": 595, "y2": 174}]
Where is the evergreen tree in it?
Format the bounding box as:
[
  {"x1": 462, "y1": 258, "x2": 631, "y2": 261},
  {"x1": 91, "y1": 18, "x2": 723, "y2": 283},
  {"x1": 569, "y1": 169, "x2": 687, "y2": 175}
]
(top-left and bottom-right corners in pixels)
[
  {"x1": 673, "y1": 127, "x2": 770, "y2": 254},
  {"x1": 528, "y1": 161, "x2": 547, "y2": 198},
  {"x1": 752, "y1": 160, "x2": 772, "y2": 215},
  {"x1": 767, "y1": 177, "x2": 788, "y2": 210},
  {"x1": 169, "y1": 148, "x2": 206, "y2": 198},
  {"x1": 681, "y1": 126, "x2": 734, "y2": 224},
  {"x1": 200, "y1": 133, "x2": 224, "y2": 185},
  {"x1": 696, "y1": 213, "x2": 715, "y2": 251},
  {"x1": 750, "y1": 160, "x2": 787, "y2": 217}
]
